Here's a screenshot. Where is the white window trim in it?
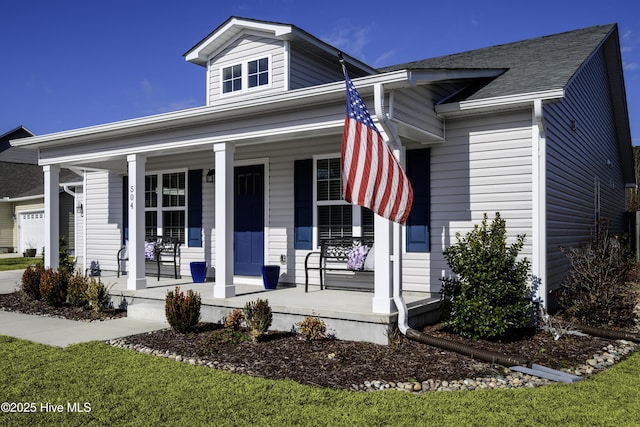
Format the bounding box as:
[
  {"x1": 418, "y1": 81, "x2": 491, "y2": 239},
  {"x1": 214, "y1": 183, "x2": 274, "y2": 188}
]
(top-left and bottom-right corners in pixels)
[
  {"x1": 219, "y1": 54, "x2": 272, "y2": 97},
  {"x1": 145, "y1": 169, "x2": 188, "y2": 242},
  {"x1": 312, "y1": 154, "x2": 368, "y2": 248}
]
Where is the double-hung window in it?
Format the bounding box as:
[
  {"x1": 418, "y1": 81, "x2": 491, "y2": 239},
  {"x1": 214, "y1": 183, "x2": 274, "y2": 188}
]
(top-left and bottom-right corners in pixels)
[
  {"x1": 315, "y1": 157, "x2": 374, "y2": 242},
  {"x1": 221, "y1": 56, "x2": 270, "y2": 94},
  {"x1": 145, "y1": 171, "x2": 186, "y2": 244}
]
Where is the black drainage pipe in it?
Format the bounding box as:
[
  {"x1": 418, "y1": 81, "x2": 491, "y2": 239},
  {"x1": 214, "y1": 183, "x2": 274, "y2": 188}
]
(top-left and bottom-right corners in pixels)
[
  {"x1": 574, "y1": 324, "x2": 640, "y2": 343},
  {"x1": 405, "y1": 328, "x2": 531, "y2": 368}
]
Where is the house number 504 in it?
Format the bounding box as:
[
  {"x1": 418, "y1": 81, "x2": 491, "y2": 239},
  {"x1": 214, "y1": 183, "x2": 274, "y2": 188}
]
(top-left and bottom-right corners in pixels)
[{"x1": 130, "y1": 186, "x2": 135, "y2": 209}]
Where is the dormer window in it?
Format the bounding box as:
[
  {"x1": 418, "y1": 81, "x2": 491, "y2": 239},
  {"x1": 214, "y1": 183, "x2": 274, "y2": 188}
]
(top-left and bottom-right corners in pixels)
[
  {"x1": 220, "y1": 56, "x2": 270, "y2": 95},
  {"x1": 222, "y1": 64, "x2": 242, "y2": 93},
  {"x1": 248, "y1": 58, "x2": 269, "y2": 88}
]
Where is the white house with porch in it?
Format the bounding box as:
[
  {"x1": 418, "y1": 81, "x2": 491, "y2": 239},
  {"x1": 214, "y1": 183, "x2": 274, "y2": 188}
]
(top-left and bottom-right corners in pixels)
[{"x1": 12, "y1": 17, "x2": 634, "y2": 342}]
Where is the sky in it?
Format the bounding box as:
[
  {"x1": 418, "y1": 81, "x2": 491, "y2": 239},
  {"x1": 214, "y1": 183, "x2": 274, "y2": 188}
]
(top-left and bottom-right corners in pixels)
[{"x1": 1, "y1": 0, "x2": 639, "y2": 143}]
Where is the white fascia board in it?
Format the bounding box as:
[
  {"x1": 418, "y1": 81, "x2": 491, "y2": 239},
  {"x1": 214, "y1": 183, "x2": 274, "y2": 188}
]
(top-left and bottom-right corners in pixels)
[
  {"x1": 36, "y1": 119, "x2": 346, "y2": 167},
  {"x1": 13, "y1": 71, "x2": 413, "y2": 150},
  {"x1": 436, "y1": 89, "x2": 565, "y2": 117},
  {"x1": 185, "y1": 18, "x2": 293, "y2": 65}
]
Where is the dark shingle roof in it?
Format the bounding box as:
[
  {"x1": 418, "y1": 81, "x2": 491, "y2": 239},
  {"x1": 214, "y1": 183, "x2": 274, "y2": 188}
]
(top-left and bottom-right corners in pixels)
[
  {"x1": 0, "y1": 163, "x2": 81, "y2": 198},
  {"x1": 380, "y1": 24, "x2": 616, "y2": 101},
  {"x1": 0, "y1": 126, "x2": 34, "y2": 154}
]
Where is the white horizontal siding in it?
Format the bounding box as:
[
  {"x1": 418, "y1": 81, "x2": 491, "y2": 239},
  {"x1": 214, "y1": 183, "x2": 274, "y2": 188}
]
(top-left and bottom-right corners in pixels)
[
  {"x1": 289, "y1": 44, "x2": 343, "y2": 89},
  {"x1": 427, "y1": 110, "x2": 534, "y2": 294},
  {"x1": 85, "y1": 171, "x2": 123, "y2": 273},
  {"x1": 544, "y1": 48, "x2": 626, "y2": 291},
  {"x1": 74, "y1": 187, "x2": 85, "y2": 267},
  {"x1": 391, "y1": 86, "x2": 443, "y2": 139},
  {"x1": 208, "y1": 34, "x2": 285, "y2": 103}
]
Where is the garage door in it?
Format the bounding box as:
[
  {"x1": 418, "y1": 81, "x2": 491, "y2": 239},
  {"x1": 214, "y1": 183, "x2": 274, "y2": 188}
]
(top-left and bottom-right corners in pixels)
[{"x1": 19, "y1": 211, "x2": 45, "y2": 255}]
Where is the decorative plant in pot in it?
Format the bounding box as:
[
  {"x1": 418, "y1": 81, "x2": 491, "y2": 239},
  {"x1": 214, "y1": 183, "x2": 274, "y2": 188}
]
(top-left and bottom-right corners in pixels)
[{"x1": 24, "y1": 243, "x2": 37, "y2": 258}]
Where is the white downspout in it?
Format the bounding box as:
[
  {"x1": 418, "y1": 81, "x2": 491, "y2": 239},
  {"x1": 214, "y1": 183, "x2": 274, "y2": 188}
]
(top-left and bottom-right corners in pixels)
[
  {"x1": 533, "y1": 99, "x2": 547, "y2": 310},
  {"x1": 374, "y1": 83, "x2": 410, "y2": 334}
]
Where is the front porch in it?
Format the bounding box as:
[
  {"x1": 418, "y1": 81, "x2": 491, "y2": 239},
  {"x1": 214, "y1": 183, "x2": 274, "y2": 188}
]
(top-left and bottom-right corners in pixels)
[{"x1": 106, "y1": 272, "x2": 440, "y2": 345}]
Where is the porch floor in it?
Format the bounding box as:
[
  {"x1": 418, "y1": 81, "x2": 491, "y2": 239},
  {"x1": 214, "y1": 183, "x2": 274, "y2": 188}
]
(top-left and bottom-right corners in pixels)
[{"x1": 105, "y1": 272, "x2": 441, "y2": 345}]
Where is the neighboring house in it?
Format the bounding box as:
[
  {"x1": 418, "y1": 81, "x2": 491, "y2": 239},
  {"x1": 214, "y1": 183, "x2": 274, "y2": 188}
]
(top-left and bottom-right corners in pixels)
[
  {"x1": 0, "y1": 126, "x2": 81, "y2": 256},
  {"x1": 11, "y1": 17, "x2": 634, "y2": 313}
]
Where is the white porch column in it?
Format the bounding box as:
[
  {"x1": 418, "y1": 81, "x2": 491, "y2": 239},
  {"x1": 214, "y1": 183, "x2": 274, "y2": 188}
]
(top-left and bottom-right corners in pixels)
[
  {"x1": 214, "y1": 142, "x2": 235, "y2": 298},
  {"x1": 372, "y1": 215, "x2": 394, "y2": 313},
  {"x1": 43, "y1": 165, "x2": 60, "y2": 269},
  {"x1": 127, "y1": 154, "x2": 147, "y2": 290}
]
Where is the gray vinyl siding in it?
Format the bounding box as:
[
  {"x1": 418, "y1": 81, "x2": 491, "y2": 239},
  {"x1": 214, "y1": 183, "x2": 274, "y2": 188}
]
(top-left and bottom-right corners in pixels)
[
  {"x1": 208, "y1": 34, "x2": 285, "y2": 103},
  {"x1": 426, "y1": 110, "x2": 534, "y2": 293},
  {"x1": 544, "y1": 48, "x2": 626, "y2": 291},
  {"x1": 289, "y1": 44, "x2": 343, "y2": 89}
]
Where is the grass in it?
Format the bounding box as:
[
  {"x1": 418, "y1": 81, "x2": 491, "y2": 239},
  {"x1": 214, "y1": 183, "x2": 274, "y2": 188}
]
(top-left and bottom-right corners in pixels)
[
  {"x1": 1, "y1": 335, "x2": 639, "y2": 426},
  {"x1": 0, "y1": 257, "x2": 39, "y2": 272}
]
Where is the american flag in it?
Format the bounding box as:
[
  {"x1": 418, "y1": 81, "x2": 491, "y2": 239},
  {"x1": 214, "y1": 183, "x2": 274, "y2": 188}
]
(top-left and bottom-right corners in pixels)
[{"x1": 341, "y1": 67, "x2": 413, "y2": 224}]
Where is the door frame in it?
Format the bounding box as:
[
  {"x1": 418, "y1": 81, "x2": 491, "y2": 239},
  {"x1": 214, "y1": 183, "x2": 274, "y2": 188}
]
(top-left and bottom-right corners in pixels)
[{"x1": 233, "y1": 158, "x2": 269, "y2": 284}]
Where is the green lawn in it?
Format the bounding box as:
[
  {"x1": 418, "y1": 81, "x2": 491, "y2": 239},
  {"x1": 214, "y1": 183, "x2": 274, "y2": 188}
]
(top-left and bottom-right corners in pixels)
[
  {"x1": 0, "y1": 257, "x2": 38, "y2": 272},
  {"x1": 1, "y1": 335, "x2": 639, "y2": 426}
]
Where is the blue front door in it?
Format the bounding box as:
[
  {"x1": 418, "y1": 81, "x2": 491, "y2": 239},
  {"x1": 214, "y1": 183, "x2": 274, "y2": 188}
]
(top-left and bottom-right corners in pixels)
[{"x1": 234, "y1": 164, "x2": 264, "y2": 276}]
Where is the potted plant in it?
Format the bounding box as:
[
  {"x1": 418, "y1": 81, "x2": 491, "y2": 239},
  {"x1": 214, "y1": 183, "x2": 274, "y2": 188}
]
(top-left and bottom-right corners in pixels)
[{"x1": 24, "y1": 243, "x2": 36, "y2": 258}]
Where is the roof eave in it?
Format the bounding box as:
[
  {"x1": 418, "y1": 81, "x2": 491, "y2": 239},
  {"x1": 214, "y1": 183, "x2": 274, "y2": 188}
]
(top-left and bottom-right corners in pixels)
[
  {"x1": 11, "y1": 70, "x2": 415, "y2": 149},
  {"x1": 435, "y1": 89, "x2": 565, "y2": 117}
]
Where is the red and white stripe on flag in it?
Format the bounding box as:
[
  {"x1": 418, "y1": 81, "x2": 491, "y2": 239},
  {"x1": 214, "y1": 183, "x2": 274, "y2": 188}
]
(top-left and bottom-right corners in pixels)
[{"x1": 341, "y1": 71, "x2": 413, "y2": 224}]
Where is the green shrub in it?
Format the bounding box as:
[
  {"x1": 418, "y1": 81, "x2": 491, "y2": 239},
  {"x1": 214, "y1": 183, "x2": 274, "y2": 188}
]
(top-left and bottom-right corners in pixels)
[
  {"x1": 296, "y1": 316, "x2": 327, "y2": 341},
  {"x1": 440, "y1": 212, "x2": 532, "y2": 340},
  {"x1": 21, "y1": 265, "x2": 42, "y2": 300},
  {"x1": 58, "y1": 235, "x2": 76, "y2": 276},
  {"x1": 243, "y1": 298, "x2": 272, "y2": 342},
  {"x1": 165, "y1": 286, "x2": 201, "y2": 333},
  {"x1": 85, "y1": 278, "x2": 114, "y2": 312},
  {"x1": 556, "y1": 224, "x2": 637, "y2": 327},
  {"x1": 67, "y1": 272, "x2": 89, "y2": 307},
  {"x1": 223, "y1": 308, "x2": 245, "y2": 331},
  {"x1": 39, "y1": 268, "x2": 67, "y2": 306}
]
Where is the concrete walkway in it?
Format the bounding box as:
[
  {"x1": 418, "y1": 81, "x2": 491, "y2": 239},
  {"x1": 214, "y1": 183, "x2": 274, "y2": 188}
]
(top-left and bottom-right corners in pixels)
[{"x1": 0, "y1": 270, "x2": 167, "y2": 348}]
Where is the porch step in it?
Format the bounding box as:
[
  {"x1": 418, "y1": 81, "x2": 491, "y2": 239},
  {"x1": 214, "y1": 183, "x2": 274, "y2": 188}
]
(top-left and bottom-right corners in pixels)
[{"x1": 127, "y1": 300, "x2": 168, "y2": 325}]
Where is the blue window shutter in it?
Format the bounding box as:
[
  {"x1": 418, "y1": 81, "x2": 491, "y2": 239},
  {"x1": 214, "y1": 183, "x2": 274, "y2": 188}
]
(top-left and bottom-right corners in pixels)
[
  {"x1": 122, "y1": 175, "x2": 128, "y2": 244},
  {"x1": 294, "y1": 159, "x2": 313, "y2": 249},
  {"x1": 188, "y1": 169, "x2": 203, "y2": 247},
  {"x1": 406, "y1": 148, "x2": 430, "y2": 252}
]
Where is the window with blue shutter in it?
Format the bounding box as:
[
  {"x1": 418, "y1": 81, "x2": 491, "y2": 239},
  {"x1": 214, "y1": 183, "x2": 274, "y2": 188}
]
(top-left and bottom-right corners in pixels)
[
  {"x1": 406, "y1": 148, "x2": 430, "y2": 252},
  {"x1": 294, "y1": 159, "x2": 313, "y2": 249},
  {"x1": 187, "y1": 169, "x2": 203, "y2": 247}
]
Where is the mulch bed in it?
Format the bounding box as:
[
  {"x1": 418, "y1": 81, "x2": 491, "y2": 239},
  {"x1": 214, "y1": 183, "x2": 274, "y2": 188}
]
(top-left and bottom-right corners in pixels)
[
  {"x1": 119, "y1": 322, "x2": 616, "y2": 389},
  {"x1": 0, "y1": 290, "x2": 629, "y2": 389},
  {"x1": 0, "y1": 292, "x2": 126, "y2": 321}
]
